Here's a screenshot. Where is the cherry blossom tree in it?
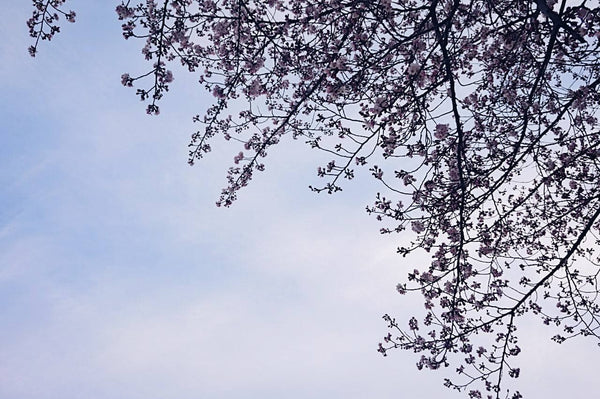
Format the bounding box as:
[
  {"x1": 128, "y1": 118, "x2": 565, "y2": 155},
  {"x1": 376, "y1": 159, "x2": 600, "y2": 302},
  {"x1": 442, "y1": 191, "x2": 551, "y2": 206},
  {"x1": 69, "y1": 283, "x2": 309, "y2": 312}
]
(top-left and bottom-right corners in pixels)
[{"x1": 28, "y1": 0, "x2": 600, "y2": 398}]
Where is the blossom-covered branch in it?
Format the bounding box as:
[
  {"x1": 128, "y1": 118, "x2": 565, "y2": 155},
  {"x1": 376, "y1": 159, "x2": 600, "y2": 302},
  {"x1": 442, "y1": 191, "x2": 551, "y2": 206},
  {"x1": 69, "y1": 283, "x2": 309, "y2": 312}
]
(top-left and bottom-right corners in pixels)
[
  {"x1": 27, "y1": 0, "x2": 75, "y2": 57},
  {"x1": 29, "y1": 0, "x2": 600, "y2": 397}
]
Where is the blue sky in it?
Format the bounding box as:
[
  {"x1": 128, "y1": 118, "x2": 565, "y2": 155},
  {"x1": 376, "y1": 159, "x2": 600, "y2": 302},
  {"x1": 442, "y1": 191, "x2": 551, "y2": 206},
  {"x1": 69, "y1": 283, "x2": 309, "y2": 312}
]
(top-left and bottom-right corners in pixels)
[{"x1": 0, "y1": 2, "x2": 597, "y2": 399}]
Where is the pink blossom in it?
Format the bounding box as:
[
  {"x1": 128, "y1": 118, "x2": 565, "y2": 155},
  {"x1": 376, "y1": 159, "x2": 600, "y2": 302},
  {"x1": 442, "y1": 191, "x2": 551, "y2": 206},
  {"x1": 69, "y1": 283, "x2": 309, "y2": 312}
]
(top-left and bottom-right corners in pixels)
[
  {"x1": 407, "y1": 62, "x2": 420, "y2": 75},
  {"x1": 434, "y1": 124, "x2": 449, "y2": 140},
  {"x1": 233, "y1": 151, "x2": 244, "y2": 164},
  {"x1": 411, "y1": 221, "x2": 425, "y2": 233}
]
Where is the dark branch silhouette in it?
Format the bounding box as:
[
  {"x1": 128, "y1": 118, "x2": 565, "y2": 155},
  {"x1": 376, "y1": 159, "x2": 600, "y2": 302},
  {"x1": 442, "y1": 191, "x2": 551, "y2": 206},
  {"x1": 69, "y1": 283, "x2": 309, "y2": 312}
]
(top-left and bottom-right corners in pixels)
[{"x1": 28, "y1": 1, "x2": 600, "y2": 398}]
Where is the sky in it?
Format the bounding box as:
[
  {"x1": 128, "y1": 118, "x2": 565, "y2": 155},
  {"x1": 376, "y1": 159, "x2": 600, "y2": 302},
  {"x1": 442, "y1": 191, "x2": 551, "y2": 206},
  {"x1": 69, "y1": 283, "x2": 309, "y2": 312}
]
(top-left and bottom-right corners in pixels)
[{"x1": 0, "y1": 2, "x2": 598, "y2": 399}]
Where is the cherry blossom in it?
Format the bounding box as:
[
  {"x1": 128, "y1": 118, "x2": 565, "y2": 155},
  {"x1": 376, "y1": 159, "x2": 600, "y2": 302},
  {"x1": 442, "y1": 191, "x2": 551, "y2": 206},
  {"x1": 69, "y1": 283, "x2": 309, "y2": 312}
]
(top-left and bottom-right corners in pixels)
[{"x1": 28, "y1": 1, "x2": 600, "y2": 398}]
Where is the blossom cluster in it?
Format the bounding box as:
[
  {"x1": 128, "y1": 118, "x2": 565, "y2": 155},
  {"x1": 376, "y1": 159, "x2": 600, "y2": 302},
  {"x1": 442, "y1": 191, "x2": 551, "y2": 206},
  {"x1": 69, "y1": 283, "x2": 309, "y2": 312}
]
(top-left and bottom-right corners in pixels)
[{"x1": 27, "y1": 0, "x2": 76, "y2": 57}]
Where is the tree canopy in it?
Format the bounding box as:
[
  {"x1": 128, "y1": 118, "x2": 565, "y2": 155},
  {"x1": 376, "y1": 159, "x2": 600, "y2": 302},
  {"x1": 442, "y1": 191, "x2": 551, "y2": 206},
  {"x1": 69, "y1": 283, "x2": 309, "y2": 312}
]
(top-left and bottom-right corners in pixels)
[{"x1": 29, "y1": 0, "x2": 600, "y2": 398}]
